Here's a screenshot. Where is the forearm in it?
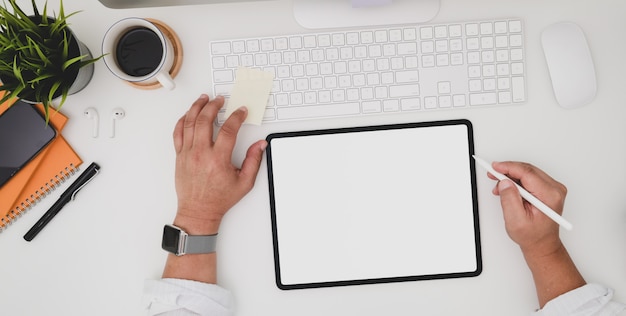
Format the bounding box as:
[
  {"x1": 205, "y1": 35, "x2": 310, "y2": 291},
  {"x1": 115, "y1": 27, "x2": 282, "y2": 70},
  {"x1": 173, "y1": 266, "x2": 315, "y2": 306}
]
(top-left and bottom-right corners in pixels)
[{"x1": 522, "y1": 243, "x2": 586, "y2": 308}]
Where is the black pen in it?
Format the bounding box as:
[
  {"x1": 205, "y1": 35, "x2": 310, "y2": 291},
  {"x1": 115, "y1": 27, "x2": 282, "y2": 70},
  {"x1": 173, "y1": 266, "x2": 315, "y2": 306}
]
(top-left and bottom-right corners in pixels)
[{"x1": 24, "y1": 162, "x2": 101, "y2": 241}]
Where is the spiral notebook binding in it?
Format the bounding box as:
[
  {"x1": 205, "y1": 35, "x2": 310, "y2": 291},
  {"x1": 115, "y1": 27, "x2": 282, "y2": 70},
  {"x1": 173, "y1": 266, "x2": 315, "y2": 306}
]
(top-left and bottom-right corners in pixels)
[{"x1": 0, "y1": 164, "x2": 79, "y2": 232}]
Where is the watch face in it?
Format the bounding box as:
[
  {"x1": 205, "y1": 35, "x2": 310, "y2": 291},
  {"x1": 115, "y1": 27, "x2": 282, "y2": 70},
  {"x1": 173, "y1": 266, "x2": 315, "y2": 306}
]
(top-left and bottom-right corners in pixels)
[{"x1": 162, "y1": 225, "x2": 182, "y2": 254}]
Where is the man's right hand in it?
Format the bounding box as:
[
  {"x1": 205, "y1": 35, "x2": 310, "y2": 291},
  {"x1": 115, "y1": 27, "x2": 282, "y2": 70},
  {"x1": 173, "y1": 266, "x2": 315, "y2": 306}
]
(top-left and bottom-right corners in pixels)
[{"x1": 489, "y1": 161, "x2": 567, "y2": 257}]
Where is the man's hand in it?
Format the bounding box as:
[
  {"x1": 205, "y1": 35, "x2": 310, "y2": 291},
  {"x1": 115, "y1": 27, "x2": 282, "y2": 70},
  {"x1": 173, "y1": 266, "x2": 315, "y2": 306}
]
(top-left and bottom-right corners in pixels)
[
  {"x1": 172, "y1": 94, "x2": 267, "y2": 235},
  {"x1": 489, "y1": 161, "x2": 566, "y2": 257},
  {"x1": 488, "y1": 161, "x2": 585, "y2": 308}
]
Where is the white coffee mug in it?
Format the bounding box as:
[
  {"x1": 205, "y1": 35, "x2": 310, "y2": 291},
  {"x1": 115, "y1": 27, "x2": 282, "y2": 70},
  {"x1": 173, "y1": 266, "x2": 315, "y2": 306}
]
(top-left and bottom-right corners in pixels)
[{"x1": 102, "y1": 18, "x2": 176, "y2": 90}]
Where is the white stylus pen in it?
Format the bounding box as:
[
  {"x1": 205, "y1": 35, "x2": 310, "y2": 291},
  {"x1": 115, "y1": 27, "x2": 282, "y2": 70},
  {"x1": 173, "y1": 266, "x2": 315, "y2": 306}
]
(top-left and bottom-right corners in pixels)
[{"x1": 473, "y1": 155, "x2": 573, "y2": 231}]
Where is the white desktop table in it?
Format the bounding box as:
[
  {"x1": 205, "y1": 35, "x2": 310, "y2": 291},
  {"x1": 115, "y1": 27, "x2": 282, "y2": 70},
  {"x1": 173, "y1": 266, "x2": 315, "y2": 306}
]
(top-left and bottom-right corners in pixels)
[{"x1": 1, "y1": 0, "x2": 625, "y2": 315}]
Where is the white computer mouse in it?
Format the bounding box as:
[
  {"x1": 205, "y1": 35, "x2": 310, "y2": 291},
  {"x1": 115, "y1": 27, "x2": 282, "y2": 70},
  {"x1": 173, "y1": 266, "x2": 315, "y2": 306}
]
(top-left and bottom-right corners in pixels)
[{"x1": 541, "y1": 22, "x2": 597, "y2": 109}]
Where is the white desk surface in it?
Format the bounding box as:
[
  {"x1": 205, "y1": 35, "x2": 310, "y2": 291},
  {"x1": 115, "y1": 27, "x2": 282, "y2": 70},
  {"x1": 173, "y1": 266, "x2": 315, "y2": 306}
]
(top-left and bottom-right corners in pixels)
[{"x1": 1, "y1": 0, "x2": 625, "y2": 315}]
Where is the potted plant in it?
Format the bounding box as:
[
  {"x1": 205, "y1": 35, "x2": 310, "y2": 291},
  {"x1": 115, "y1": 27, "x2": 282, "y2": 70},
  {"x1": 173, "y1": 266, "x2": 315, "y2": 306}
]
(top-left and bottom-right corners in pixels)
[{"x1": 0, "y1": 0, "x2": 102, "y2": 120}]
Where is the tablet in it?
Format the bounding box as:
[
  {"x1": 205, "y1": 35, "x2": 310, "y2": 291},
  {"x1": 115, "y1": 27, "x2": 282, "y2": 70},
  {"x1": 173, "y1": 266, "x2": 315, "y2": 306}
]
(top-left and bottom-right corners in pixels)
[{"x1": 266, "y1": 120, "x2": 481, "y2": 290}]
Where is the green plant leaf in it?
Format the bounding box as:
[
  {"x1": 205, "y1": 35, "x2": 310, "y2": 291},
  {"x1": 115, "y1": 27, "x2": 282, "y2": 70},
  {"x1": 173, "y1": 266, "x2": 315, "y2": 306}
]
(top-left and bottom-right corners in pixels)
[{"x1": 62, "y1": 54, "x2": 84, "y2": 70}]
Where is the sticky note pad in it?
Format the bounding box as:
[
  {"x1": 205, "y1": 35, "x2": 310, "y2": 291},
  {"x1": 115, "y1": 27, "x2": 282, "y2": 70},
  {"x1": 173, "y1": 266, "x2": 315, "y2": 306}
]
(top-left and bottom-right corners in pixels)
[{"x1": 225, "y1": 67, "x2": 275, "y2": 125}]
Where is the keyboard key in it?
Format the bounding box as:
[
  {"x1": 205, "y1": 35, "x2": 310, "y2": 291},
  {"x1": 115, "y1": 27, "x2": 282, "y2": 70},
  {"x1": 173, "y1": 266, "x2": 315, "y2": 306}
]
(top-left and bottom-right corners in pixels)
[
  {"x1": 403, "y1": 28, "x2": 417, "y2": 41},
  {"x1": 509, "y1": 20, "x2": 522, "y2": 33},
  {"x1": 361, "y1": 87, "x2": 374, "y2": 100},
  {"x1": 289, "y1": 37, "x2": 303, "y2": 49},
  {"x1": 390, "y1": 84, "x2": 420, "y2": 97},
  {"x1": 469, "y1": 79, "x2": 482, "y2": 92},
  {"x1": 398, "y1": 43, "x2": 418, "y2": 55},
  {"x1": 450, "y1": 53, "x2": 463, "y2": 65},
  {"x1": 401, "y1": 98, "x2": 421, "y2": 111},
  {"x1": 346, "y1": 32, "x2": 359, "y2": 45},
  {"x1": 510, "y1": 34, "x2": 523, "y2": 47},
  {"x1": 420, "y1": 27, "x2": 434, "y2": 39},
  {"x1": 332, "y1": 89, "x2": 346, "y2": 102},
  {"x1": 275, "y1": 38, "x2": 288, "y2": 50},
  {"x1": 389, "y1": 29, "x2": 402, "y2": 42},
  {"x1": 318, "y1": 34, "x2": 331, "y2": 47},
  {"x1": 304, "y1": 91, "x2": 317, "y2": 104},
  {"x1": 438, "y1": 81, "x2": 451, "y2": 94},
  {"x1": 232, "y1": 41, "x2": 245, "y2": 53},
  {"x1": 303, "y1": 35, "x2": 317, "y2": 48},
  {"x1": 276, "y1": 93, "x2": 289, "y2": 106},
  {"x1": 383, "y1": 99, "x2": 400, "y2": 112},
  {"x1": 213, "y1": 70, "x2": 233, "y2": 83},
  {"x1": 424, "y1": 97, "x2": 437, "y2": 109},
  {"x1": 375, "y1": 86, "x2": 388, "y2": 99},
  {"x1": 246, "y1": 39, "x2": 260, "y2": 52},
  {"x1": 480, "y1": 22, "x2": 493, "y2": 35},
  {"x1": 421, "y1": 41, "x2": 435, "y2": 53},
  {"x1": 290, "y1": 92, "x2": 303, "y2": 105},
  {"x1": 396, "y1": 71, "x2": 419, "y2": 83},
  {"x1": 512, "y1": 77, "x2": 526, "y2": 102},
  {"x1": 319, "y1": 90, "x2": 331, "y2": 103},
  {"x1": 449, "y1": 25, "x2": 462, "y2": 37},
  {"x1": 511, "y1": 62, "x2": 524, "y2": 75},
  {"x1": 375, "y1": 30, "x2": 388, "y2": 43},
  {"x1": 434, "y1": 26, "x2": 448, "y2": 38},
  {"x1": 470, "y1": 93, "x2": 497, "y2": 105},
  {"x1": 381, "y1": 72, "x2": 394, "y2": 84},
  {"x1": 498, "y1": 91, "x2": 512, "y2": 104},
  {"x1": 214, "y1": 84, "x2": 233, "y2": 96},
  {"x1": 212, "y1": 56, "x2": 226, "y2": 69},
  {"x1": 361, "y1": 31, "x2": 374, "y2": 44},
  {"x1": 211, "y1": 42, "x2": 231, "y2": 55},
  {"x1": 450, "y1": 39, "x2": 463, "y2": 51},
  {"x1": 510, "y1": 48, "x2": 523, "y2": 61},
  {"x1": 465, "y1": 23, "x2": 479, "y2": 36},
  {"x1": 347, "y1": 88, "x2": 360, "y2": 101},
  {"x1": 261, "y1": 39, "x2": 274, "y2": 51},
  {"x1": 436, "y1": 54, "x2": 449, "y2": 66},
  {"x1": 362, "y1": 101, "x2": 382, "y2": 113},
  {"x1": 439, "y1": 95, "x2": 452, "y2": 108},
  {"x1": 453, "y1": 95, "x2": 467, "y2": 107},
  {"x1": 494, "y1": 21, "x2": 508, "y2": 34},
  {"x1": 332, "y1": 33, "x2": 345, "y2": 46},
  {"x1": 422, "y1": 55, "x2": 435, "y2": 67},
  {"x1": 436, "y1": 40, "x2": 449, "y2": 52}
]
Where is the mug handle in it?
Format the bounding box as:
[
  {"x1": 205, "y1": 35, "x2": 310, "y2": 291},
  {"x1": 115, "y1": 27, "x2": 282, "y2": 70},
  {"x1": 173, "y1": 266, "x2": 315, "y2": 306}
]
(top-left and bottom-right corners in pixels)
[{"x1": 156, "y1": 71, "x2": 176, "y2": 90}]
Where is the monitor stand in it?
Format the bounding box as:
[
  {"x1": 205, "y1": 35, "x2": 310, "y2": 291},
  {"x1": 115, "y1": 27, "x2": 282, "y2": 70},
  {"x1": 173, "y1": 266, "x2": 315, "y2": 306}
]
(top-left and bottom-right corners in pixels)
[{"x1": 293, "y1": 0, "x2": 440, "y2": 30}]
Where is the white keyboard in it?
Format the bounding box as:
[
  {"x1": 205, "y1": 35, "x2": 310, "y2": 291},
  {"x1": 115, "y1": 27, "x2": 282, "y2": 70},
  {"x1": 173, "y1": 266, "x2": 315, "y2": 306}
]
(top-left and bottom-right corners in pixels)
[{"x1": 210, "y1": 19, "x2": 526, "y2": 124}]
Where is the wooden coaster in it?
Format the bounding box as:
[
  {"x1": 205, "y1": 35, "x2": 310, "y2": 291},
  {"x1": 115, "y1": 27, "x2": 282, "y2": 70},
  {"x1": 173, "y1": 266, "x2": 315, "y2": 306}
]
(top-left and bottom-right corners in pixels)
[{"x1": 126, "y1": 19, "x2": 183, "y2": 90}]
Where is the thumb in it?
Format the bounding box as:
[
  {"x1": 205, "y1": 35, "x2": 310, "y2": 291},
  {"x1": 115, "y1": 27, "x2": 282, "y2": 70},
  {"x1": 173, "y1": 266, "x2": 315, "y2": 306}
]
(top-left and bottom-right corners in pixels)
[
  {"x1": 498, "y1": 179, "x2": 527, "y2": 224},
  {"x1": 239, "y1": 140, "x2": 267, "y2": 189}
]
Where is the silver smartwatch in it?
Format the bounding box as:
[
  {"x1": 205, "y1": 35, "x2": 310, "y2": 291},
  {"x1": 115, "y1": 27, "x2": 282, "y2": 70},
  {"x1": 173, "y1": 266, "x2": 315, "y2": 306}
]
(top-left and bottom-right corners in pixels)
[{"x1": 161, "y1": 224, "x2": 217, "y2": 256}]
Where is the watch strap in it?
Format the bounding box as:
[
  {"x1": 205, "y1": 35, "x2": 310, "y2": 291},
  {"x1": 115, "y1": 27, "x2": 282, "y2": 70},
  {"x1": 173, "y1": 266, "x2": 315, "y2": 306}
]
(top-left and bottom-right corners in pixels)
[{"x1": 184, "y1": 234, "x2": 218, "y2": 254}]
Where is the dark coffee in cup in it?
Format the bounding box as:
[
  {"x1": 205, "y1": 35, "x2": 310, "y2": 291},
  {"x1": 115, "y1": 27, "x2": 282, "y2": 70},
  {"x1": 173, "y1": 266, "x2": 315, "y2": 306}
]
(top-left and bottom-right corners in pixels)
[
  {"x1": 103, "y1": 18, "x2": 176, "y2": 89},
  {"x1": 115, "y1": 27, "x2": 163, "y2": 77}
]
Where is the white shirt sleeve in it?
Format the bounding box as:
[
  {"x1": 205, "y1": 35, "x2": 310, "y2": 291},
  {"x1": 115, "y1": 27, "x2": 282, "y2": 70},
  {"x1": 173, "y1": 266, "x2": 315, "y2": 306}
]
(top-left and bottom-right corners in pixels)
[
  {"x1": 143, "y1": 278, "x2": 234, "y2": 316},
  {"x1": 532, "y1": 283, "x2": 626, "y2": 316}
]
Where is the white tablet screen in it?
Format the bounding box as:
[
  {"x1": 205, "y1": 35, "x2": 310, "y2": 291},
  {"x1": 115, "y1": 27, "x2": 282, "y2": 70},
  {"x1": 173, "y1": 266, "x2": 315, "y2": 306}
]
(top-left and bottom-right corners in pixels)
[{"x1": 266, "y1": 120, "x2": 481, "y2": 289}]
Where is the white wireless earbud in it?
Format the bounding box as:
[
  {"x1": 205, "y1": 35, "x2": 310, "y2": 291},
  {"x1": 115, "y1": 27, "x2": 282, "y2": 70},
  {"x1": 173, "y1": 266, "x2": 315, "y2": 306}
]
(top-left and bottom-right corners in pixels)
[
  {"x1": 83, "y1": 107, "x2": 99, "y2": 138},
  {"x1": 110, "y1": 108, "x2": 125, "y2": 138}
]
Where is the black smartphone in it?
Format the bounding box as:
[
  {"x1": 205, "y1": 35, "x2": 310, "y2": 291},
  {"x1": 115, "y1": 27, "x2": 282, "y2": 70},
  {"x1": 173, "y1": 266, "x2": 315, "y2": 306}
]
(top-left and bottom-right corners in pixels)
[{"x1": 0, "y1": 101, "x2": 57, "y2": 189}]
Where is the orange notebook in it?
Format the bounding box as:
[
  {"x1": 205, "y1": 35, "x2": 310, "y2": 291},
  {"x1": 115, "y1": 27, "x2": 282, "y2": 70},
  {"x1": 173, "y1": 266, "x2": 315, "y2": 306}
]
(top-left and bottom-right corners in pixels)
[{"x1": 0, "y1": 101, "x2": 82, "y2": 231}]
